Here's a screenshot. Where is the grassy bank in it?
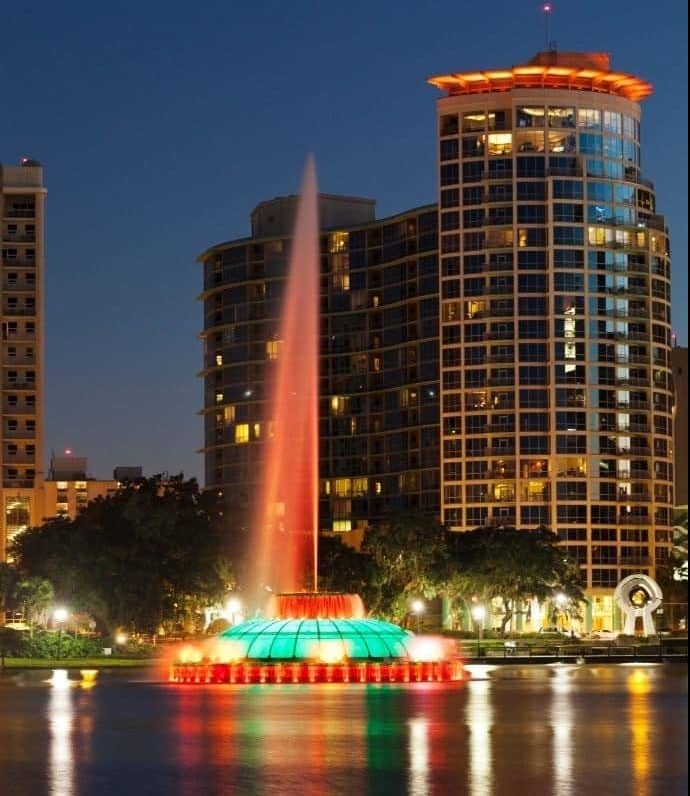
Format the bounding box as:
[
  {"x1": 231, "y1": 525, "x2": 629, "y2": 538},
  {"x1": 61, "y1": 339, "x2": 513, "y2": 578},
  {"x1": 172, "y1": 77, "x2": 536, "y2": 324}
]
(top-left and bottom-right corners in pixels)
[{"x1": 1, "y1": 656, "x2": 157, "y2": 669}]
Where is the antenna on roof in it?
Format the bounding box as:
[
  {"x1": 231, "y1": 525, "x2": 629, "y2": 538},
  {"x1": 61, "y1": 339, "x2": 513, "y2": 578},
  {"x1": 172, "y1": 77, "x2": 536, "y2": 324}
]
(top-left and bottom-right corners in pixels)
[{"x1": 542, "y1": 3, "x2": 554, "y2": 51}]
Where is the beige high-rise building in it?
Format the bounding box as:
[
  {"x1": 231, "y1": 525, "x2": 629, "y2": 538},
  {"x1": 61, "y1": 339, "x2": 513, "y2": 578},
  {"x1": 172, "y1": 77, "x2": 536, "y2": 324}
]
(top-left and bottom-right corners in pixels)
[
  {"x1": 430, "y1": 51, "x2": 674, "y2": 628},
  {"x1": 1, "y1": 159, "x2": 46, "y2": 561},
  {"x1": 671, "y1": 345, "x2": 688, "y2": 508}
]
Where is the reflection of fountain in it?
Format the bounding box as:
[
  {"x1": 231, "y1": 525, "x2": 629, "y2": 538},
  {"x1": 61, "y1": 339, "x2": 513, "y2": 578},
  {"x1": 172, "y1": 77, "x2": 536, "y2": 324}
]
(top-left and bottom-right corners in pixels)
[{"x1": 172, "y1": 159, "x2": 465, "y2": 684}]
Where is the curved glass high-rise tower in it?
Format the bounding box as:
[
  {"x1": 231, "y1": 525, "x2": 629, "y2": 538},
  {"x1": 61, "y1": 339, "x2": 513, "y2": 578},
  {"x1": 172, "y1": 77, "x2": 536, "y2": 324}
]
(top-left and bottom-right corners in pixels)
[{"x1": 430, "y1": 51, "x2": 673, "y2": 619}]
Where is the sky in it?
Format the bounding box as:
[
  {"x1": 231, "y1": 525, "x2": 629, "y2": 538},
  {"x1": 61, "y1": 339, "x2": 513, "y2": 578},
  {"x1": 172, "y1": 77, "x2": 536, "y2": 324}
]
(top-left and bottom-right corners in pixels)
[{"x1": 2, "y1": 0, "x2": 687, "y2": 484}]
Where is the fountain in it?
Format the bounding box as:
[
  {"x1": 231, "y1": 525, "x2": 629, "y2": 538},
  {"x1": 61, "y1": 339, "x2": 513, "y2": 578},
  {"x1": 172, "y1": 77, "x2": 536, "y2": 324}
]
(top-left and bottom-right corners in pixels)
[{"x1": 171, "y1": 159, "x2": 466, "y2": 684}]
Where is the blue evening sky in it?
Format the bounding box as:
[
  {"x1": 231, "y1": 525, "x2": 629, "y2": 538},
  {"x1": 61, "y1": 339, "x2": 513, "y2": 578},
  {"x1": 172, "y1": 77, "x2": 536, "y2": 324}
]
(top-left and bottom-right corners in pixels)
[{"x1": 2, "y1": 0, "x2": 687, "y2": 483}]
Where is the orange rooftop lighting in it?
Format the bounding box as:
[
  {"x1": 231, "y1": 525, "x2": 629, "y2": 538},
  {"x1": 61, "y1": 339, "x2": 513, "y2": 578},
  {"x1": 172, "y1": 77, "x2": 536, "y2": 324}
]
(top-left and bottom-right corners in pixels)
[{"x1": 428, "y1": 51, "x2": 653, "y2": 102}]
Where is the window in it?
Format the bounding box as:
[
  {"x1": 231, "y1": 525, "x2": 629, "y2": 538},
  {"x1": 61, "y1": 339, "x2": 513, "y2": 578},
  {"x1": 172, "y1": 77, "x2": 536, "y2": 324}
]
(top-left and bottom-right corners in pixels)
[
  {"x1": 517, "y1": 106, "x2": 545, "y2": 127},
  {"x1": 516, "y1": 182, "x2": 546, "y2": 201},
  {"x1": 519, "y1": 366, "x2": 547, "y2": 385},
  {"x1": 578, "y1": 108, "x2": 601, "y2": 129},
  {"x1": 234, "y1": 424, "x2": 249, "y2": 443},
  {"x1": 462, "y1": 112, "x2": 485, "y2": 133},
  {"x1": 487, "y1": 133, "x2": 512, "y2": 156}
]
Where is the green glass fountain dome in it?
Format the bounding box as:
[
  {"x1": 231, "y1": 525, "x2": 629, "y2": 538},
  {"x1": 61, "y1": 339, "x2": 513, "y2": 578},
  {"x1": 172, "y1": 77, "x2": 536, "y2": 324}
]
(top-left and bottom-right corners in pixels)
[{"x1": 218, "y1": 617, "x2": 414, "y2": 661}]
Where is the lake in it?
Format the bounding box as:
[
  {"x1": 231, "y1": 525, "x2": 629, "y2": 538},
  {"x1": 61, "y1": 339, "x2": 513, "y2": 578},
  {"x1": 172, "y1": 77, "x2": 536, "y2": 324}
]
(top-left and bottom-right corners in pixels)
[{"x1": 0, "y1": 662, "x2": 686, "y2": 795}]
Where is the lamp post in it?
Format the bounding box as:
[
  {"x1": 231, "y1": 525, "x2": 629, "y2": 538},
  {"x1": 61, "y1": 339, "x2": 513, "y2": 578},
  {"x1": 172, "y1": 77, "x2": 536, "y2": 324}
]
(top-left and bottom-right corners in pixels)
[
  {"x1": 471, "y1": 604, "x2": 486, "y2": 659},
  {"x1": 53, "y1": 607, "x2": 68, "y2": 660},
  {"x1": 411, "y1": 599, "x2": 425, "y2": 632}
]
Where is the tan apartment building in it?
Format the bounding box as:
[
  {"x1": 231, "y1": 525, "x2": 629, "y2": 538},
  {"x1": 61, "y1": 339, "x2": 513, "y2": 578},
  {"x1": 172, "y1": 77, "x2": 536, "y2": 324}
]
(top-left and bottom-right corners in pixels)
[
  {"x1": 430, "y1": 51, "x2": 674, "y2": 629},
  {"x1": 671, "y1": 345, "x2": 688, "y2": 509},
  {"x1": 1, "y1": 158, "x2": 46, "y2": 560}
]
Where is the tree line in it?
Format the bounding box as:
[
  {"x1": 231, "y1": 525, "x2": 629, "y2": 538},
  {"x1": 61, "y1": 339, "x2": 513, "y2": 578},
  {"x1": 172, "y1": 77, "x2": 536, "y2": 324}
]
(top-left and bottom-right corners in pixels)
[{"x1": 3, "y1": 476, "x2": 587, "y2": 635}]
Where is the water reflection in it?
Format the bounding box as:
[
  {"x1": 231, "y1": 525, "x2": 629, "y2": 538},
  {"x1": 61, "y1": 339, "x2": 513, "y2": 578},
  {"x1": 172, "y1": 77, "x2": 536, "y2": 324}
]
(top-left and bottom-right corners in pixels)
[
  {"x1": 0, "y1": 665, "x2": 685, "y2": 796},
  {"x1": 48, "y1": 672, "x2": 74, "y2": 796},
  {"x1": 550, "y1": 666, "x2": 574, "y2": 796},
  {"x1": 627, "y1": 668, "x2": 651, "y2": 796},
  {"x1": 408, "y1": 717, "x2": 430, "y2": 796},
  {"x1": 467, "y1": 678, "x2": 492, "y2": 796}
]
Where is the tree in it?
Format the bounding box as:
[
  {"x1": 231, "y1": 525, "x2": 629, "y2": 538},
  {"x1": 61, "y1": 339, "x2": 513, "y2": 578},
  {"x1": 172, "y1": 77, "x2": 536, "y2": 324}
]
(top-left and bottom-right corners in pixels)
[
  {"x1": 444, "y1": 526, "x2": 585, "y2": 634},
  {"x1": 13, "y1": 577, "x2": 54, "y2": 628},
  {"x1": 361, "y1": 512, "x2": 448, "y2": 621},
  {"x1": 0, "y1": 563, "x2": 18, "y2": 621},
  {"x1": 11, "y1": 475, "x2": 232, "y2": 634},
  {"x1": 317, "y1": 533, "x2": 378, "y2": 603}
]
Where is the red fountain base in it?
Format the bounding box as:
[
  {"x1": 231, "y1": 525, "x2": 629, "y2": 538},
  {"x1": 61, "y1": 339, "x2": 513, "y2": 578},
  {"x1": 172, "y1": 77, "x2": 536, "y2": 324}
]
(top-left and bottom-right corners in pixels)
[
  {"x1": 169, "y1": 593, "x2": 467, "y2": 685},
  {"x1": 172, "y1": 659, "x2": 465, "y2": 685}
]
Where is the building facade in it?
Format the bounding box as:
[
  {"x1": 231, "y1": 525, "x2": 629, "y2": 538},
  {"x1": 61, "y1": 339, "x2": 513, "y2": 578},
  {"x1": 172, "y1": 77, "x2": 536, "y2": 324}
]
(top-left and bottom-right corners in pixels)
[
  {"x1": 430, "y1": 51, "x2": 674, "y2": 624},
  {"x1": 671, "y1": 345, "x2": 688, "y2": 508},
  {"x1": 198, "y1": 195, "x2": 440, "y2": 540},
  {"x1": 1, "y1": 159, "x2": 46, "y2": 560}
]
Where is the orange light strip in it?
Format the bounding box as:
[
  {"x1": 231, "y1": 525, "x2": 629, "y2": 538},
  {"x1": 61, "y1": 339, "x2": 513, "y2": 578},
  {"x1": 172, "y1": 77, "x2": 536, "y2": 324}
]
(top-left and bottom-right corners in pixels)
[{"x1": 428, "y1": 64, "x2": 653, "y2": 101}]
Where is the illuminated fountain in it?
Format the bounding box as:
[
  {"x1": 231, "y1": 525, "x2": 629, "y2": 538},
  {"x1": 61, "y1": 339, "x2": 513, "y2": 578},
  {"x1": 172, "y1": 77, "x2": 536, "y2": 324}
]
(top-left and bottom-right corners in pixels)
[{"x1": 171, "y1": 158, "x2": 465, "y2": 684}]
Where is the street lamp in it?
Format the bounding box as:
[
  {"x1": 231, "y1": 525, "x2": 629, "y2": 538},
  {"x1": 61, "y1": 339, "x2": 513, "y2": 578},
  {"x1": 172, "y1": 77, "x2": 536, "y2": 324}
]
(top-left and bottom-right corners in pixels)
[
  {"x1": 471, "y1": 604, "x2": 486, "y2": 658},
  {"x1": 225, "y1": 597, "x2": 243, "y2": 626},
  {"x1": 411, "y1": 599, "x2": 425, "y2": 632},
  {"x1": 53, "y1": 607, "x2": 68, "y2": 660}
]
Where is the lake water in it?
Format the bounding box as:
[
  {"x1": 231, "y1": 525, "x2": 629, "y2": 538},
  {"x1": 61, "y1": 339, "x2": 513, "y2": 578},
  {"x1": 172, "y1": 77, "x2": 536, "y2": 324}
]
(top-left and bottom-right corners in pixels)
[{"x1": 0, "y1": 663, "x2": 686, "y2": 795}]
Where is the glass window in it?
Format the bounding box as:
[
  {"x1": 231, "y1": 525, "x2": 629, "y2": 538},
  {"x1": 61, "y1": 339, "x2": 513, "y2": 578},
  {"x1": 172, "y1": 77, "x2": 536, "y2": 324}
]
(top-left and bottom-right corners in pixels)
[
  {"x1": 516, "y1": 106, "x2": 545, "y2": 127},
  {"x1": 440, "y1": 139, "x2": 459, "y2": 161},
  {"x1": 517, "y1": 156, "x2": 546, "y2": 177},
  {"x1": 440, "y1": 114, "x2": 459, "y2": 136},
  {"x1": 604, "y1": 135, "x2": 622, "y2": 158},
  {"x1": 440, "y1": 164, "x2": 459, "y2": 186},
  {"x1": 603, "y1": 111, "x2": 622, "y2": 134},
  {"x1": 462, "y1": 136, "x2": 484, "y2": 157},
  {"x1": 548, "y1": 107, "x2": 575, "y2": 128},
  {"x1": 579, "y1": 133, "x2": 602, "y2": 155},
  {"x1": 578, "y1": 108, "x2": 601, "y2": 129},
  {"x1": 487, "y1": 110, "x2": 509, "y2": 131},
  {"x1": 486, "y1": 133, "x2": 512, "y2": 156},
  {"x1": 516, "y1": 181, "x2": 546, "y2": 200},
  {"x1": 516, "y1": 131, "x2": 545, "y2": 153},
  {"x1": 552, "y1": 180, "x2": 583, "y2": 199},
  {"x1": 462, "y1": 112, "x2": 486, "y2": 133},
  {"x1": 548, "y1": 131, "x2": 577, "y2": 153}
]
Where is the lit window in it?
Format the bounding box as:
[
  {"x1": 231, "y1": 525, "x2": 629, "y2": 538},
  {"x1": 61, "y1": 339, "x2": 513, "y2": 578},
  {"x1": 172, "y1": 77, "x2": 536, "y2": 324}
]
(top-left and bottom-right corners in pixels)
[
  {"x1": 215, "y1": 391, "x2": 224, "y2": 404},
  {"x1": 374, "y1": 481, "x2": 382, "y2": 494},
  {"x1": 235, "y1": 424, "x2": 249, "y2": 444},
  {"x1": 486, "y1": 133, "x2": 512, "y2": 156},
  {"x1": 334, "y1": 479, "x2": 351, "y2": 497},
  {"x1": 352, "y1": 478, "x2": 368, "y2": 497},
  {"x1": 329, "y1": 232, "x2": 349, "y2": 253},
  {"x1": 252, "y1": 423, "x2": 261, "y2": 439},
  {"x1": 331, "y1": 396, "x2": 347, "y2": 415},
  {"x1": 215, "y1": 353, "x2": 223, "y2": 366},
  {"x1": 266, "y1": 340, "x2": 281, "y2": 360},
  {"x1": 224, "y1": 405, "x2": 235, "y2": 424},
  {"x1": 332, "y1": 520, "x2": 352, "y2": 533},
  {"x1": 56, "y1": 481, "x2": 68, "y2": 490}
]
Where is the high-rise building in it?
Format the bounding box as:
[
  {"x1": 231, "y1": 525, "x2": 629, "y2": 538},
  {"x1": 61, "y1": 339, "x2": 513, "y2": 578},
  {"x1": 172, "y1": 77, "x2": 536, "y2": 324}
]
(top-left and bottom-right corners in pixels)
[
  {"x1": 198, "y1": 195, "x2": 440, "y2": 542},
  {"x1": 200, "y1": 50, "x2": 675, "y2": 628},
  {"x1": 430, "y1": 51, "x2": 674, "y2": 625},
  {"x1": 671, "y1": 345, "x2": 688, "y2": 508},
  {"x1": 1, "y1": 159, "x2": 46, "y2": 560}
]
